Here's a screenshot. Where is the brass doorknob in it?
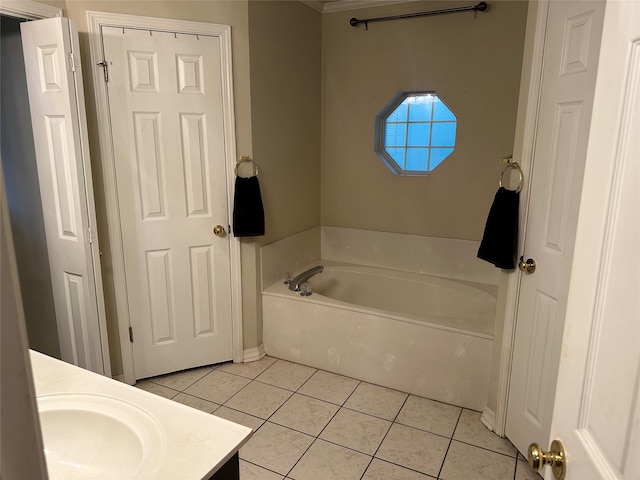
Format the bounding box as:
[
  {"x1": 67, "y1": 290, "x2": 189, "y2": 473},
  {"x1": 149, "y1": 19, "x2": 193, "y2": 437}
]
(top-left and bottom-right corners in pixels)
[
  {"x1": 212, "y1": 225, "x2": 226, "y2": 237},
  {"x1": 519, "y1": 256, "x2": 536, "y2": 273},
  {"x1": 528, "y1": 439, "x2": 566, "y2": 480}
]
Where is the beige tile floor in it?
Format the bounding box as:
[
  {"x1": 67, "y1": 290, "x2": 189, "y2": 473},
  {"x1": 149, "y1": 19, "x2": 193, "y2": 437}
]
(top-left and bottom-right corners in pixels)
[{"x1": 136, "y1": 356, "x2": 542, "y2": 480}]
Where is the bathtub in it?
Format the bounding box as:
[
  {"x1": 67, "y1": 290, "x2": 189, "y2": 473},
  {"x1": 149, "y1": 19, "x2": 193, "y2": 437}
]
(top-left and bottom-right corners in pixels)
[{"x1": 262, "y1": 263, "x2": 496, "y2": 411}]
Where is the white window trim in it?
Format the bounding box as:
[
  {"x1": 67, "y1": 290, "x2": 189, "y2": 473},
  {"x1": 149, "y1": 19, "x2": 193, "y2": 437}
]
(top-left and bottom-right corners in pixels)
[{"x1": 375, "y1": 91, "x2": 456, "y2": 176}]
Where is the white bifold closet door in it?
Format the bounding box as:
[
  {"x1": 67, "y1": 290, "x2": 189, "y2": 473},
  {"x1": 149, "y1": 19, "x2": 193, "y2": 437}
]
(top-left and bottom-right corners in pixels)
[{"x1": 20, "y1": 17, "x2": 109, "y2": 375}]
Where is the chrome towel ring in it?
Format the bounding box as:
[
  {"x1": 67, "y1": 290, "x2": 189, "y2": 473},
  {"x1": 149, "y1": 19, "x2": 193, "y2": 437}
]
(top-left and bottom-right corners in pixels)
[
  {"x1": 235, "y1": 155, "x2": 260, "y2": 177},
  {"x1": 499, "y1": 160, "x2": 524, "y2": 193}
]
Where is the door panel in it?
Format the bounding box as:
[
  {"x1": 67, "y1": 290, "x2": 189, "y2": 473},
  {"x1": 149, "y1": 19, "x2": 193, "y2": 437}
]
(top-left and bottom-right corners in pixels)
[
  {"x1": 523, "y1": 291, "x2": 557, "y2": 430},
  {"x1": 102, "y1": 27, "x2": 232, "y2": 379},
  {"x1": 20, "y1": 17, "x2": 108, "y2": 374},
  {"x1": 506, "y1": 0, "x2": 605, "y2": 454}
]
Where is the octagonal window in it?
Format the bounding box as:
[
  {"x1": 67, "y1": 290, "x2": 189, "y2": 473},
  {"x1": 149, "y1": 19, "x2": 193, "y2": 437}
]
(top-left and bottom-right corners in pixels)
[{"x1": 375, "y1": 92, "x2": 456, "y2": 175}]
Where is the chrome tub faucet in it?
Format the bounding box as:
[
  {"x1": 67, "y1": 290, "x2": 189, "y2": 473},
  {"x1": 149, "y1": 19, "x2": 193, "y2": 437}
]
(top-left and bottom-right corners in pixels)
[{"x1": 288, "y1": 265, "x2": 324, "y2": 292}]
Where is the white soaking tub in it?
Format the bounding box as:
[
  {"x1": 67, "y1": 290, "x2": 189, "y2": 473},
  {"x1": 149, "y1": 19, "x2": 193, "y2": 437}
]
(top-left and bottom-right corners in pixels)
[{"x1": 262, "y1": 263, "x2": 497, "y2": 411}]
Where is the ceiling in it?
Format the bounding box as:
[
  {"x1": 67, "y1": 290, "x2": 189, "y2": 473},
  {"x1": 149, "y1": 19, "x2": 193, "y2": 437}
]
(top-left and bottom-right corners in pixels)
[{"x1": 301, "y1": 0, "x2": 419, "y2": 14}]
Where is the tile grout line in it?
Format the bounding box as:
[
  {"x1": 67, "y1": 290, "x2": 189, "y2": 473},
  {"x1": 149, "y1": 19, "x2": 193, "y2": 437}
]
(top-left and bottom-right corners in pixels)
[
  {"x1": 135, "y1": 382, "x2": 181, "y2": 399},
  {"x1": 451, "y1": 438, "x2": 520, "y2": 459},
  {"x1": 356, "y1": 393, "x2": 411, "y2": 480},
  {"x1": 295, "y1": 367, "x2": 321, "y2": 393},
  {"x1": 245, "y1": 359, "x2": 320, "y2": 428},
  {"x1": 436, "y1": 408, "x2": 463, "y2": 479},
  {"x1": 240, "y1": 458, "x2": 287, "y2": 479},
  {"x1": 282, "y1": 430, "x2": 317, "y2": 479},
  {"x1": 151, "y1": 368, "x2": 213, "y2": 392},
  {"x1": 171, "y1": 367, "x2": 260, "y2": 422},
  {"x1": 156, "y1": 365, "x2": 259, "y2": 407},
  {"x1": 271, "y1": 370, "x2": 360, "y2": 479},
  {"x1": 217, "y1": 356, "x2": 278, "y2": 381},
  {"x1": 218, "y1": 358, "x2": 292, "y2": 417}
]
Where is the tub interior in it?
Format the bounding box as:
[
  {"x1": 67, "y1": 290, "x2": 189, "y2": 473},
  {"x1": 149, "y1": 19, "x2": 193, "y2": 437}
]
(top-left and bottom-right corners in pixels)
[
  {"x1": 265, "y1": 263, "x2": 497, "y2": 339},
  {"x1": 309, "y1": 266, "x2": 496, "y2": 319}
]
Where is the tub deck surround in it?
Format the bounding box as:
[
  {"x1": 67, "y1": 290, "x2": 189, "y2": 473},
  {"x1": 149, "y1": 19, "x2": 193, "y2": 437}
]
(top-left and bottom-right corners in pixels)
[
  {"x1": 320, "y1": 226, "x2": 500, "y2": 286},
  {"x1": 30, "y1": 351, "x2": 252, "y2": 479},
  {"x1": 259, "y1": 227, "x2": 500, "y2": 295},
  {"x1": 262, "y1": 263, "x2": 497, "y2": 411}
]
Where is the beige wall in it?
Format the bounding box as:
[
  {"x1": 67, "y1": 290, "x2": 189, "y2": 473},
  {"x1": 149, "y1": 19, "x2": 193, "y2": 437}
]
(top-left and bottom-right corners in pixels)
[
  {"x1": 248, "y1": 0, "x2": 322, "y2": 245},
  {"x1": 32, "y1": 0, "x2": 65, "y2": 9},
  {"x1": 246, "y1": 0, "x2": 321, "y2": 347},
  {"x1": 321, "y1": 0, "x2": 528, "y2": 240}
]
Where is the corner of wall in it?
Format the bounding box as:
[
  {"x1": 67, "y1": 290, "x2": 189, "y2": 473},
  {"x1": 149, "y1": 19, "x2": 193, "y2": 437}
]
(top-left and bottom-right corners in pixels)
[{"x1": 259, "y1": 226, "x2": 322, "y2": 290}]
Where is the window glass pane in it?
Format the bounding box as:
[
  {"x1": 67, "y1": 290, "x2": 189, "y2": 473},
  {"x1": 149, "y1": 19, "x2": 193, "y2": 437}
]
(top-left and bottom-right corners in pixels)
[
  {"x1": 406, "y1": 148, "x2": 428, "y2": 171},
  {"x1": 407, "y1": 123, "x2": 430, "y2": 147},
  {"x1": 375, "y1": 92, "x2": 457, "y2": 175},
  {"x1": 429, "y1": 147, "x2": 454, "y2": 170},
  {"x1": 387, "y1": 100, "x2": 408, "y2": 122},
  {"x1": 408, "y1": 95, "x2": 433, "y2": 122},
  {"x1": 433, "y1": 98, "x2": 456, "y2": 121},
  {"x1": 386, "y1": 148, "x2": 406, "y2": 169},
  {"x1": 431, "y1": 122, "x2": 456, "y2": 147},
  {"x1": 384, "y1": 123, "x2": 407, "y2": 147}
]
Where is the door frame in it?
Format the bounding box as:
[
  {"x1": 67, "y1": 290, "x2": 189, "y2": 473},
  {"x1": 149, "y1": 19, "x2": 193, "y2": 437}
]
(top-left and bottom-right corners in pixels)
[
  {"x1": 0, "y1": 0, "x2": 61, "y2": 20},
  {"x1": 490, "y1": 0, "x2": 551, "y2": 436},
  {"x1": 87, "y1": 11, "x2": 244, "y2": 384}
]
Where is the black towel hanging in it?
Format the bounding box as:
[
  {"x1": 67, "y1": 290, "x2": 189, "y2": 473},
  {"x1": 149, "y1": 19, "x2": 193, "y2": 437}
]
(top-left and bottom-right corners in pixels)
[
  {"x1": 232, "y1": 157, "x2": 265, "y2": 237},
  {"x1": 477, "y1": 187, "x2": 519, "y2": 269},
  {"x1": 477, "y1": 159, "x2": 523, "y2": 269}
]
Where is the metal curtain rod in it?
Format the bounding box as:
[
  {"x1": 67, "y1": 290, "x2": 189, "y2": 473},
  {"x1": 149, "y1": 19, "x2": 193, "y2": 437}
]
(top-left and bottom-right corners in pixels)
[{"x1": 349, "y1": 1, "x2": 488, "y2": 29}]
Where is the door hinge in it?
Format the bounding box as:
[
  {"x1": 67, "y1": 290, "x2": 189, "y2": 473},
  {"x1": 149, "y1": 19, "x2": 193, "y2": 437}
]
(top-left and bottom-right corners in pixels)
[
  {"x1": 68, "y1": 52, "x2": 76, "y2": 72},
  {"x1": 86, "y1": 227, "x2": 93, "y2": 244},
  {"x1": 129, "y1": 326, "x2": 134, "y2": 343},
  {"x1": 96, "y1": 60, "x2": 109, "y2": 83}
]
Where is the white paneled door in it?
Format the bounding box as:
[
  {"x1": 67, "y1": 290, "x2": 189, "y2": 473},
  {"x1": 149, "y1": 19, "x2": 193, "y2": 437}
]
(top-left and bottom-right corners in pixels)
[
  {"x1": 507, "y1": 1, "x2": 640, "y2": 478},
  {"x1": 548, "y1": 1, "x2": 640, "y2": 477},
  {"x1": 506, "y1": 0, "x2": 605, "y2": 454},
  {"x1": 20, "y1": 17, "x2": 109, "y2": 375},
  {"x1": 102, "y1": 27, "x2": 233, "y2": 379}
]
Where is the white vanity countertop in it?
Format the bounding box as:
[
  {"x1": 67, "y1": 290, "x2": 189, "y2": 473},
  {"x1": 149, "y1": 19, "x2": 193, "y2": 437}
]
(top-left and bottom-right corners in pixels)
[{"x1": 30, "y1": 351, "x2": 252, "y2": 480}]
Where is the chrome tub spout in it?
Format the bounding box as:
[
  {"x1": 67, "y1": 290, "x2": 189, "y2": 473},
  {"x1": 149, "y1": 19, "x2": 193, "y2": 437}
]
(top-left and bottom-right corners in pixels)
[{"x1": 289, "y1": 265, "x2": 324, "y2": 291}]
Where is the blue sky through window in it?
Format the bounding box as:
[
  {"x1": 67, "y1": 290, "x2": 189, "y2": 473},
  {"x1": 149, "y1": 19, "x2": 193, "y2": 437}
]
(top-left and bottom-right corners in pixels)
[{"x1": 377, "y1": 93, "x2": 456, "y2": 175}]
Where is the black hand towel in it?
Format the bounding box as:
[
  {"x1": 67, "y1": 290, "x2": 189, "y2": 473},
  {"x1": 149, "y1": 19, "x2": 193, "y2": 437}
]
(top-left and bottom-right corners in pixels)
[
  {"x1": 477, "y1": 187, "x2": 519, "y2": 269},
  {"x1": 232, "y1": 176, "x2": 265, "y2": 237}
]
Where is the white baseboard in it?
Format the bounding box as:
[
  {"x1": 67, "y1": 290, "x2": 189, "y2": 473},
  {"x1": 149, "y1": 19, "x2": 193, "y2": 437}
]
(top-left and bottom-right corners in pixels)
[
  {"x1": 243, "y1": 344, "x2": 265, "y2": 363},
  {"x1": 480, "y1": 406, "x2": 496, "y2": 433}
]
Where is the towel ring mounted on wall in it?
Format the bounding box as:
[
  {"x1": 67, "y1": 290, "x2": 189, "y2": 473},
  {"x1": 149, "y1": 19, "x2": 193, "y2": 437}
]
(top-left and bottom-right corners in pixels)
[
  {"x1": 498, "y1": 156, "x2": 524, "y2": 193},
  {"x1": 235, "y1": 155, "x2": 260, "y2": 177}
]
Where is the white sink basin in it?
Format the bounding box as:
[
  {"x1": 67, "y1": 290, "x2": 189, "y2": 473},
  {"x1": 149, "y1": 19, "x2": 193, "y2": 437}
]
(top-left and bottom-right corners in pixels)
[{"x1": 37, "y1": 393, "x2": 166, "y2": 479}]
